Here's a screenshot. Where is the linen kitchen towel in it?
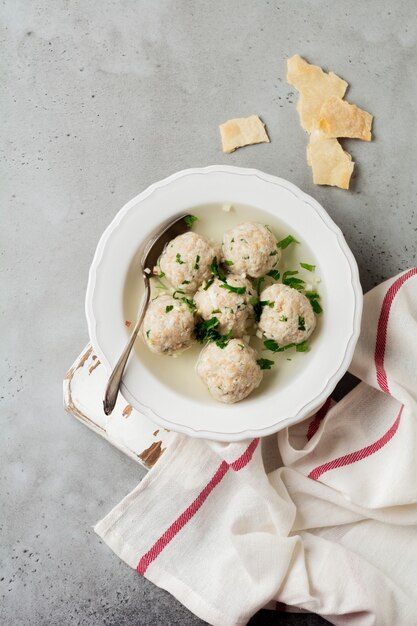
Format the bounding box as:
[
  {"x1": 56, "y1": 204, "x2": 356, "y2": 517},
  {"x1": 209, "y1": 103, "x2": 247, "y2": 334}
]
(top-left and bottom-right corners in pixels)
[{"x1": 95, "y1": 268, "x2": 417, "y2": 626}]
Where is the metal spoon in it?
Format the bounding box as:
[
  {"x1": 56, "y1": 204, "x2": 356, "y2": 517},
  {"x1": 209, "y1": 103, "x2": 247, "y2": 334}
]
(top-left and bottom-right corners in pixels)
[{"x1": 103, "y1": 214, "x2": 191, "y2": 415}]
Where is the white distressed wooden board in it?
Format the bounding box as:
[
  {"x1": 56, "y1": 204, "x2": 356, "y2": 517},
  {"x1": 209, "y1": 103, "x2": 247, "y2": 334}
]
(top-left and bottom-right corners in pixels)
[{"x1": 63, "y1": 345, "x2": 174, "y2": 469}]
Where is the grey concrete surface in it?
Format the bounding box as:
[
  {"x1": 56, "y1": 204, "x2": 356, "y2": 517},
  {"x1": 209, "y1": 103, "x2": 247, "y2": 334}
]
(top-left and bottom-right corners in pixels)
[{"x1": 1, "y1": 0, "x2": 416, "y2": 624}]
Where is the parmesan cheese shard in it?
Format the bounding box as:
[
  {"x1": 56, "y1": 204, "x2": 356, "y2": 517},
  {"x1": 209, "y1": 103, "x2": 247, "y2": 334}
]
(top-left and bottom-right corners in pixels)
[
  {"x1": 287, "y1": 55, "x2": 348, "y2": 132},
  {"x1": 319, "y1": 96, "x2": 373, "y2": 141},
  {"x1": 307, "y1": 131, "x2": 354, "y2": 190},
  {"x1": 219, "y1": 115, "x2": 270, "y2": 153}
]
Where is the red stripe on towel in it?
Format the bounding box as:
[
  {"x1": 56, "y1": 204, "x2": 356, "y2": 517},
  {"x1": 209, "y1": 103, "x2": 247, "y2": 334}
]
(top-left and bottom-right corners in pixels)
[
  {"x1": 374, "y1": 268, "x2": 417, "y2": 394},
  {"x1": 137, "y1": 438, "x2": 259, "y2": 575},
  {"x1": 308, "y1": 404, "x2": 403, "y2": 480},
  {"x1": 306, "y1": 397, "x2": 332, "y2": 441}
]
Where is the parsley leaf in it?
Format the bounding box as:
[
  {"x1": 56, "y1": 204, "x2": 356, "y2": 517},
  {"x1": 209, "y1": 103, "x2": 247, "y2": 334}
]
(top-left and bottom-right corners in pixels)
[
  {"x1": 279, "y1": 314, "x2": 288, "y2": 322},
  {"x1": 176, "y1": 253, "x2": 184, "y2": 265},
  {"x1": 257, "y1": 358, "x2": 275, "y2": 370},
  {"x1": 305, "y1": 291, "x2": 323, "y2": 314},
  {"x1": 300, "y1": 262, "x2": 315, "y2": 272},
  {"x1": 277, "y1": 235, "x2": 300, "y2": 249},
  {"x1": 283, "y1": 270, "x2": 305, "y2": 291},
  {"x1": 298, "y1": 316, "x2": 306, "y2": 331},
  {"x1": 224, "y1": 259, "x2": 234, "y2": 266},
  {"x1": 252, "y1": 276, "x2": 265, "y2": 295},
  {"x1": 195, "y1": 317, "x2": 220, "y2": 343},
  {"x1": 210, "y1": 257, "x2": 226, "y2": 282},
  {"x1": 146, "y1": 329, "x2": 151, "y2": 338},
  {"x1": 203, "y1": 278, "x2": 214, "y2": 291},
  {"x1": 250, "y1": 297, "x2": 273, "y2": 322},
  {"x1": 194, "y1": 255, "x2": 200, "y2": 270},
  {"x1": 216, "y1": 330, "x2": 232, "y2": 349},
  {"x1": 264, "y1": 339, "x2": 296, "y2": 353},
  {"x1": 266, "y1": 270, "x2": 280, "y2": 280},
  {"x1": 184, "y1": 215, "x2": 198, "y2": 228},
  {"x1": 219, "y1": 283, "x2": 246, "y2": 295},
  {"x1": 165, "y1": 305, "x2": 174, "y2": 313},
  {"x1": 296, "y1": 341, "x2": 310, "y2": 352}
]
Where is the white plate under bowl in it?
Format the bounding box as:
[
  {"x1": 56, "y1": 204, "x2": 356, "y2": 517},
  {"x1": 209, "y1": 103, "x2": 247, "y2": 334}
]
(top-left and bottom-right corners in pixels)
[{"x1": 86, "y1": 165, "x2": 362, "y2": 442}]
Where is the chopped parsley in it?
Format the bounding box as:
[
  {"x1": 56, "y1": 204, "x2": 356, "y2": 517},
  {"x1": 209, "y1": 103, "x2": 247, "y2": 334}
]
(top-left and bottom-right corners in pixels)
[
  {"x1": 211, "y1": 308, "x2": 221, "y2": 314},
  {"x1": 266, "y1": 270, "x2": 280, "y2": 280},
  {"x1": 263, "y1": 339, "x2": 295, "y2": 353},
  {"x1": 215, "y1": 330, "x2": 232, "y2": 349},
  {"x1": 305, "y1": 291, "x2": 323, "y2": 314},
  {"x1": 250, "y1": 296, "x2": 273, "y2": 322},
  {"x1": 219, "y1": 283, "x2": 246, "y2": 295},
  {"x1": 269, "y1": 250, "x2": 278, "y2": 256},
  {"x1": 296, "y1": 341, "x2": 310, "y2": 352},
  {"x1": 195, "y1": 317, "x2": 232, "y2": 348},
  {"x1": 181, "y1": 297, "x2": 196, "y2": 313},
  {"x1": 146, "y1": 329, "x2": 151, "y2": 338},
  {"x1": 252, "y1": 276, "x2": 265, "y2": 295},
  {"x1": 277, "y1": 235, "x2": 300, "y2": 249},
  {"x1": 298, "y1": 316, "x2": 306, "y2": 331},
  {"x1": 196, "y1": 317, "x2": 220, "y2": 342},
  {"x1": 194, "y1": 255, "x2": 200, "y2": 270},
  {"x1": 257, "y1": 358, "x2": 275, "y2": 370},
  {"x1": 182, "y1": 280, "x2": 190, "y2": 285},
  {"x1": 184, "y1": 214, "x2": 198, "y2": 228},
  {"x1": 176, "y1": 253, "x2": 184, "y2": 265},
  {"x1": 279, "y1": 314, "x2": 288, "y2": 322},
  {"x1": 300, "y1": 262, "x2": 315, "y2": 272},
  {"x1": 210, "y1": 257, "x2": 226, "y2": 282},
  {"x1": 173, "y1": 290, "x2": 196, "y2": 313},
  {"x1": 224, "y1": 259, "x2": 234, "y2": 266},
  {"x1": 165, "y1": 305, "x2": 174, "y2": 313},
  {"x1": 283, "y1": 270, "x2": 305, "y2": 291},
  {"x1": 203, "y1": 277, "x2": 214, "y2": 290}
]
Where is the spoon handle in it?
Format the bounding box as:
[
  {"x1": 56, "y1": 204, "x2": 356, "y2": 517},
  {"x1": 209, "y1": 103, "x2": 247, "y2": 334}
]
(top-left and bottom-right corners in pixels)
[{"x1": 103, "y1": 275, "x2": 151, "y2": 415}]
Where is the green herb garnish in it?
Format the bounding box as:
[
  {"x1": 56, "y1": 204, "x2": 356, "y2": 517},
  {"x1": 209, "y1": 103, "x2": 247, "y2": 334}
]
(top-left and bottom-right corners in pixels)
[
  {"x1": 196, "y1": 317, "x2": 220, "y2": 343},
  {"x1": 184, "y1": 215, "x2": 198, "y2": 228},
  {"x1": 146, "y1": 329, "x2": 151, "y2": 338},
  {"x1": 210, "y1": 257, "x2": 226, "y2": 282},
  {"x1": 224, "y1": 259, "x2": 234, "y2": 266},
  {"x1": 263, "y1": 339, "x2": 296, "y2": 353},
  {"x1": 269, "y1": 250, "x2": 278, "y2": 256},
  {"x1": 203, "y1": 278, "x2": 214, "y2": 291},
  {"x1": 181, "y1": 297, "x2": 196, "y2": 313},
  {"x1": 250, "y1": 297, "x2": 273, "y2": 322},
  {"x1": 172, "y1": 290, "x2": 185, "y2": 298},
  {"x1": 279, "y1": 315, "x2": 288, "y2": 322},
  {"x1": 277, "y1": 235, "x2": 300, "y2": 249},
  {"x1": 298, "y1": 316, "x2": 306, "y2": 331},
  {"x1": 194, "y1": 255, "x2": 200, "y2": 270},
  {"x1": 257, "y1": 358, "x2": 275, "y2": 370},
  {"x1": 300, "y1": 262, "x2": 315, "y2": 272},
  {"x1": 165, "y1": 305, "x2": 174, "y2": 313},
  {"x1": 266, "y1": 270, "x2": 280, "y2": 280},
  {"x1": 182, "y1": 280, "x2": 190, "y2": 285},
  {"x1": 305, "y1": 291, "x2": 323, "y2": 314},
  {"x1": 252, "y1": 276, "x2": 265, "y2": 295},
  {"x1": 216, "y1": 330, "x2": 232, "y2": 349},
  {"x1": 283, "y1": 270, "x2": 305, "y2": 291},
  {"x1": 296, "y1": 341, "x2": 310, "y2": 352},
  {"x1": 219, "y1": 283, "x2": 246, "y2": 295},
  {"x1": 176, "y1": 253, "x2": 184, "y2": 265}
]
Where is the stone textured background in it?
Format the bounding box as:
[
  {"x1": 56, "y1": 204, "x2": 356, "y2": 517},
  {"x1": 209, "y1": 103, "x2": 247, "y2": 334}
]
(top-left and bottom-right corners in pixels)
[{"x1": 1, "y1": 0, "x2": 416, "y2": 624}]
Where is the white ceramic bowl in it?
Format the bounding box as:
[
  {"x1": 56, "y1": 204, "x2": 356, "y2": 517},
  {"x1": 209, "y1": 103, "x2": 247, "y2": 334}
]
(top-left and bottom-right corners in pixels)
[{"x1": 86, "y1": 165, "x2": 362, "y2": 441}]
